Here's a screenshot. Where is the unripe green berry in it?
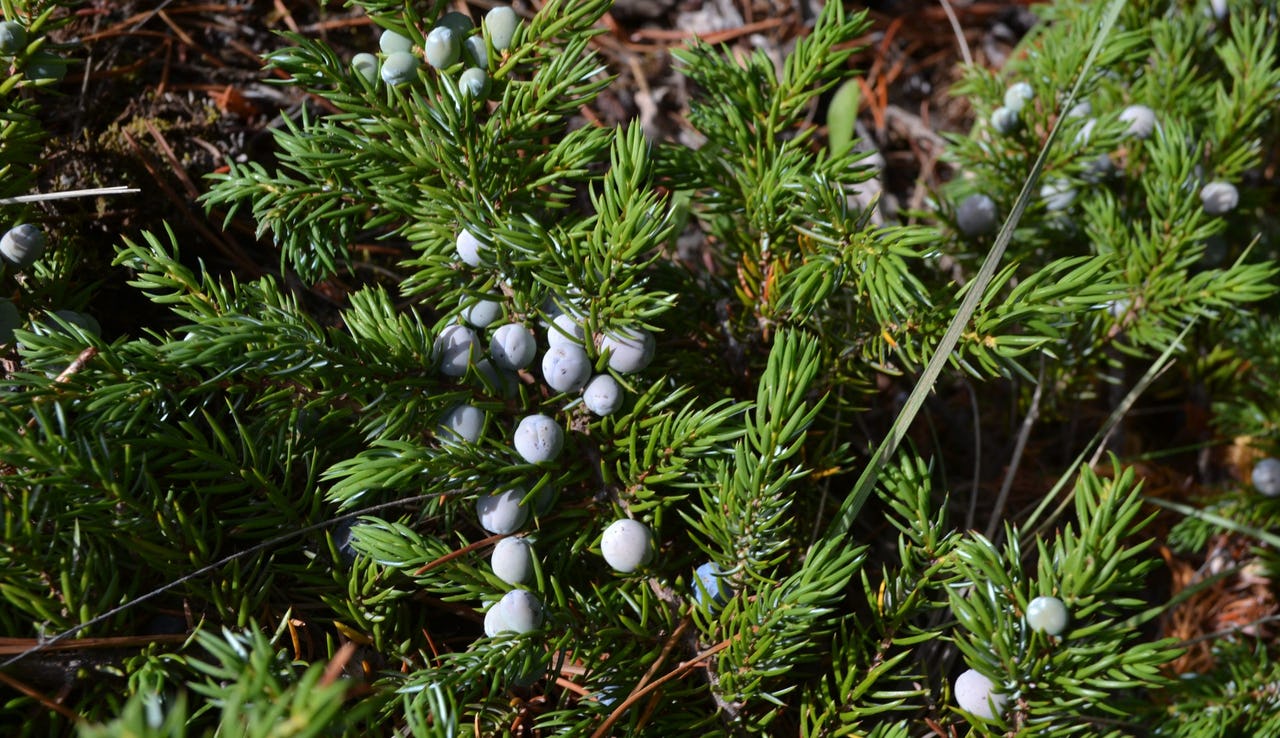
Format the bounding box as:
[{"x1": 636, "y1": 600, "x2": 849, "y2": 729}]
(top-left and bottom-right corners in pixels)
[
  {"x1": 351, "y1": 52, "x2": 378, "y2": 83},
  {"x1": 438, "y1": 12, "x2": 474, "y2": 37},
  {"x1": 0, "y1": 21, "x2": 27, "y2": 55},
  {"x1": 459, "y1": 67, "x2": 489, "y2": 98},
  {"x1": 25, "y1": 51, "x2": 65, "y2": 82},
  {"x1": 463, "y1": 36, "x2": 487, "y2": 68},
  {"x1": 1025, "y1": 595, "x2": 1069, "y2": 635},
  {"x1": 425, "y1": 26, "x2": 460, "y2": 69},
  {"x1": 485, "y1": 6, "x2": 518, "y2": 51},
  {"x1": 380, "y1": 50, "x2": 418, "y2": 86},
  {"x1": 379, "y1": 29, "x2": 413, "y2": 54}
]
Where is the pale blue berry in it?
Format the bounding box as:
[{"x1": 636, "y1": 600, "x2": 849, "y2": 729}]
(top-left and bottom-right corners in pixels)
[
  {"x1": 598, "y1": 328, "x2": 654, "y2": 374},
  {"x1": 490, "y1": 323, "x2": 536, "y2": 371},
  {"x1": 1003, "y1": 82, "x2": 1033, "y2": 112},
  {"x1": 491, "y1": 536, "x2": 534, "y2": 585},
  {"x1": 476, "y1": 488, "x2": 528, "y2": 534},
  {"x1": 1200, "y1": 181, "x2": 1238, "y2": 215},
  {"x1": 582, "y1": 374, "x2": 623, "y2": 416},
  {"x1": 513, "y1": 414, "x2": 563, "y2": 464},
  {"x1": 439, "y1": 404, "x2": 485, "y2": 443},
  {"x1": 1252, "y1": 458, "x2": 1280, "y2": 497},
  {"x1": 542, "y1": 344, "x2": 592, "y2": 393},
  {"x1": 601, "y1": 519, "x2": 653, "y2": 573},
  {"x1": 955, "y1": 194, "x2": 997, "y2": 237},
  {"x1": 0, "y1": 224, "x2": 46, "y2": 269}
]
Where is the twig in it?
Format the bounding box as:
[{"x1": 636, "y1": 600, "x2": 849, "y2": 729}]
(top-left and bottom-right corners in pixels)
[
  {"x1": 985, "y1": 358, "x2": 1045, "y2": 542},
  {"x1": 0, "y1": 186, "x2": 138, "y2": 205}
]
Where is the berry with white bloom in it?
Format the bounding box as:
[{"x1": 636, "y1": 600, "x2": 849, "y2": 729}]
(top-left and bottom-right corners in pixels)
[
  {"x1": 956, "y1": 194, "x2": 998, "y2": 237},
  {"x1": 1067, "y1": 100, "x2": 1091, "y2": 118},
  {"x1": 1200, "y1": 181, "x2": 1239, "y2": 215},
  {"x1": 1040, "y1": 179, "x2": 1075, "y2": 212},
  {"x1": 439, "y1": 404, "x2": 484, "y2": 444},
  {"x1": 990, "y1": 106, "x2": 1019, "y2": 135},
  {"x1": 513, "y1": 414, "x2": 563, "y2": 464},
  {"x1": 434, "y1": 324, "x2": 480, "y2": 377},
  {"x1": 582, "y1": 374, "x2": 623, "y2": 416},
  {"x1": 693, "y1": 562, "x2": 731, "y2": 608},
  {"x1": 1119, "y1": 104, "x2": 1156, "y2": 139},
  {"x1": 546, "y1": 312, "x2": 585, "y2": 348},
  {"x1": 379, "y1": 29, "x2": 413, "y2": 54},
  {"x1": 542, "y1": 343, "x2": 592, "y2": 393},
  {"x1": 601, "y1": 519, "x2": 654, "y2": 573},
  {"x1": 485, "y1": 6, "x2": 518, "y2": 51},
  {"x1": 1026, "y1": 595, "x2": 1069, "y2": 635},
  {"x1": 491, "y1": 536, "x2": 534, "y2": 585},
  {"x1": 351, "y1": 52, "x2": 378, "y2": 83},
  {"x1": 954, "y1": 668, "x2": 1006, "y2": 721},
  {"x1": 1003, "y1": 82, "x2": 1033, "y2": 112},
  {"x1": 476, "y1": 488, "x2": 528, "y2": 534},
  {"x1": 461, "y1": 296, "x2": 502, "y2": 328},
  {"x1": 1, "y1": 224, "x2": 46, "y2": 269},
  {"x1": 598, "y1": 328, "x2": 655, "y2": 374},
  {"x1": 455, "y1": 228, "x2": 485, "y2": 266},
  {"x1": 425, "y1": 26, "x2": 460, "y2": 69},
  {"x1": 1252, "y1": 458, "x2": 1280, "y2": 497},
  {"x1": 490, "y1": 323, "x2": 536, "y2": 371},
  {"x1": 380, "y1": 51, "x2": 418, "y2": 86},
  {"x1": 488, "y1": 589, "x2": 543, "y2": 635}
]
